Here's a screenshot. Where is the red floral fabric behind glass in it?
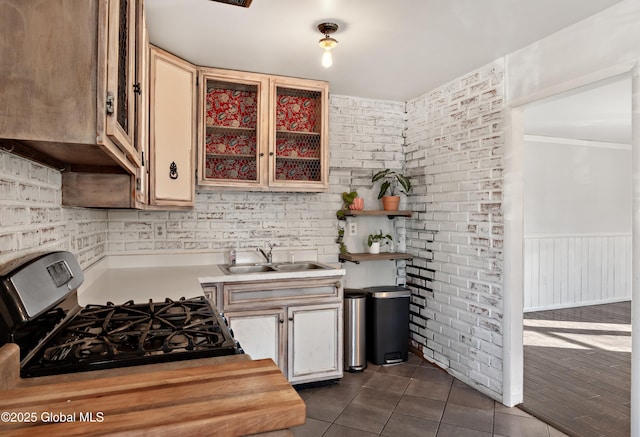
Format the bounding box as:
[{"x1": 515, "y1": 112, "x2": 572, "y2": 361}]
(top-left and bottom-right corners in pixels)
[
  {"x1": 275, "y1": 94, "x2": 317, "y2": 133},
  {"x1": 206, "y1": 89, "x2": 257, "y2": 128}
]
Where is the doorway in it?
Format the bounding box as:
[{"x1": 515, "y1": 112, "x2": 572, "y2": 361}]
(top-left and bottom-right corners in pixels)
[{"x1": 517, "y1": 74, "x2": 632, "y2": 436}]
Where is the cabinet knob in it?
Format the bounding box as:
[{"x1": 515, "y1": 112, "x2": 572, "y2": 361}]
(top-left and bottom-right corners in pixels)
[
  {"x1": 288, "y1": 316, "x2": 294, "y2": 322},
  {"x1": 259, "y1": 152, "x2": 264, "y2": 157},
  {"x1": 279, "y1": 319, "x2": 284, "y2": 324},
  {"x1": 269, "y1": 152, "x2": 274, "y2": 157}
]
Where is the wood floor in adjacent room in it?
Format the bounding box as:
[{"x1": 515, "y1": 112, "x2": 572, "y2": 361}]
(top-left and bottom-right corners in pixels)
[{"x1": 522, "y1": 301, "x2": 631, "y2": 437}]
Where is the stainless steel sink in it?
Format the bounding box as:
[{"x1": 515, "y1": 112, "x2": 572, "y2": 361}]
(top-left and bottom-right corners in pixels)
[
  {"x1": 218, "y1": 261, "x2": 332, "y2": 275},
  {"x1": 219, "y1": 264, "x2": 276, "y2": 274},
  {"x1": 272, "y1": 262, "x2": 327, "y2": 272}
]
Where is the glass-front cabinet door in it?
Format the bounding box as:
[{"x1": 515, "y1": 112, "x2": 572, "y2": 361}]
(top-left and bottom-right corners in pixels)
[
  {"x1": 270, "y1": 78, "x2": 329, "y2": 191},
  {"x1": 105, "y1": 0, "x2": 141, "y2": 168},
  {"x1": 197, "y1": 69, "x2": 328, "y2": 191},
  {"x1": 197, "y1": 70, "x2": 268, "y2": 188}
]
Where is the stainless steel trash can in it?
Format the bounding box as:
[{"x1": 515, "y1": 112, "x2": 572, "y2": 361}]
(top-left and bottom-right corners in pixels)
[
  {"x1": 344, "y1": 289, "x2": 367, "y2": 372},
  {"x1": 364, "y1": 286, "x2": 411, "y2": 365}
]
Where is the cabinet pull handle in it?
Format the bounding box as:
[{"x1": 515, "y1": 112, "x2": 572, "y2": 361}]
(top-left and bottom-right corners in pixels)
[
  {"x1": 106, "y1": 92, "x2": 114, "y2": 115},
  {"x1": 169, "y1": 162, "x2": 178, "y2": 180}
]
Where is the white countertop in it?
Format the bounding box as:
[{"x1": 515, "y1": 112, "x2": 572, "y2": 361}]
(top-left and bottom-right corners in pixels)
[{"x1": 78, "y1": 252, "x2": 345, "y2": 306}]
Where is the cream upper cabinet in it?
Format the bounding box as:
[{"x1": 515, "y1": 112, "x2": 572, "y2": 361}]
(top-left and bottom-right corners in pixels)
[
  {"x1": 197, "y1": 68, "x2": 329, "y2": 192},
  {"x1": 268, "y1": 77, "x2": 329, "y2": 192},
  {"x1": 148, "y1": 45, "x2": 197, "y2": 207},
  {"x1": 197, "y1": 69, "x2": 269, "y2": 190}
]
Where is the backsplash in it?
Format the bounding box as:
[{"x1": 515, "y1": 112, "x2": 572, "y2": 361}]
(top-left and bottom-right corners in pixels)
[
  {"x1": 0, "y1": 150, "x2": 107, "y2": 269},
  {"x1": 106, "y1": 191, "x2": 338, "y2": 261}
]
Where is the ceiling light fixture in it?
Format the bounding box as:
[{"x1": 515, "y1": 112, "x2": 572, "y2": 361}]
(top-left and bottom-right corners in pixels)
[{"x1": 317, "y1": 22, "x2": 339, "y2": 68}]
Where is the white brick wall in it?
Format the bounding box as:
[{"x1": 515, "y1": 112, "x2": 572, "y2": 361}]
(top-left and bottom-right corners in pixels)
[
  {"x1": 105, "y1": 95, "x2": 408, "y2": 266},
  {"x1": 405, "y1": 60, "x2": 505, "y2": 400},
  {"x1": 0, "y1": 151, "x2": 107, "y2": 269},
  {"x1": 106, "y1": 191, "x2": 340, "y2": 261}
]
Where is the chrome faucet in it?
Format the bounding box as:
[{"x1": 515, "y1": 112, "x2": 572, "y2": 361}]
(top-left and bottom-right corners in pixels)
[{"x1": 257, "y1": 243, "x2": 273, "y2": 263}]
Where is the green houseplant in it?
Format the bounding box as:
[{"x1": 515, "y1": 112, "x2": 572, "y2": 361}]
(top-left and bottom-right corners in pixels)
[
  {"x1": 336, "y1": 190, "x2": 359, "y2": 219},
  {"x1": 371, "y1": 169, "x2": 412, "y2": 211},
  {"x1": 367, "y1": 230, "x2": 392, "y2": 254},
  {"x1": 336, "y1": 226, "x2": 348, "y2": 254}
]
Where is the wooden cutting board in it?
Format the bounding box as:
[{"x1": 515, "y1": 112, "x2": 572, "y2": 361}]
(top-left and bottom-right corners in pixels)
[{"x1": 0, "y1": 344, "x2": 305, "y2": 436}]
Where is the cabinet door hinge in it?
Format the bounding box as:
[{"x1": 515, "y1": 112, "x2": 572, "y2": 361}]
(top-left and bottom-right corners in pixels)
[
  {"x1": 133, "y1": 83, "x2": 141, "y2": 95},
  {"x1": 106, "y1": 92, "x2": 114, "y2": 115}
]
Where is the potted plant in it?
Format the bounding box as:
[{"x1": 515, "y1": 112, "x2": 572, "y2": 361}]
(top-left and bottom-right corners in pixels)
[
  {"x1": 336, "y1": 190, "x2": 362, "y2": 219},
  {"x1": 371, "y1": 169, "x2": 412, "y2": 211},
  {"x1": 367, "y1": 230, "x2": 392, "y2": 254}
]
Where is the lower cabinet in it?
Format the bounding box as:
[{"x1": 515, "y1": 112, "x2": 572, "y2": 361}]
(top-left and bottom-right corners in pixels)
[
  {"x1": 226, "y1": 309, "x2": 285, "y2": 369},
  {"x1": 287, "y1": 303, "x2": 342, "y2": 383},
  {"x1": 214, "y1": 277, "x2": 343, "y2": 384}
]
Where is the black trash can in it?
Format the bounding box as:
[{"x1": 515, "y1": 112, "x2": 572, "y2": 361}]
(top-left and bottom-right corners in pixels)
[
  {"x1": 344, "y1": 289, "x2": 367, "y2": 372},
  {"x1": 364, "y1": 286, "x2": 410, "y2": 365}
]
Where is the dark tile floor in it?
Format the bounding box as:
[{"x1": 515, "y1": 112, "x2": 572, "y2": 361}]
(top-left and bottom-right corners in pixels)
[{"x1": 291, "y1": 354, "x2": 568, "y2": 437}]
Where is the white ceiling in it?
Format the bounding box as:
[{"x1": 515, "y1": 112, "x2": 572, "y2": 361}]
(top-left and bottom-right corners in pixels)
[{"x1": 145, "y1": 0, "x2": 623, "y2": 101}]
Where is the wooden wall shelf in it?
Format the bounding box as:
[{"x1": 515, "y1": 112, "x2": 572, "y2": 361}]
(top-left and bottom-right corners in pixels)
[
  {"x1": 339, "y1": 210, "x2": 412, "y2": 220},
  {"x1": 338, "y1": 252, "x2": 413, "y2": 264}
]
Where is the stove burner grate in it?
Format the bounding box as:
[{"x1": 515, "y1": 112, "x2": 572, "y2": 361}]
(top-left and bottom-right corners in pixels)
[{"x1": 22, "y1": 296, "x2": 240, "y2": 377}]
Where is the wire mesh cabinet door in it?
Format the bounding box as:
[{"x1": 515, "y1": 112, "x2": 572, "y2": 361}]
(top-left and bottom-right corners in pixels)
[{"x1": 269, "y1": 77, "x2": 329, "y2": 192}]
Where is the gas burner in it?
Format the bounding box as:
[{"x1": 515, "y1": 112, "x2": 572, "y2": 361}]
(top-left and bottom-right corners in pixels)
[{"x1": 21, "y1": 296, "x2": 241, "y2": 377}]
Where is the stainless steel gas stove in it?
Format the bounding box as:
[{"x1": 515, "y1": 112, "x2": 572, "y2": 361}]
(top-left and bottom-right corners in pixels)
[{"x1": 0, "y1": 251, "x2": 242, "y2": 378}]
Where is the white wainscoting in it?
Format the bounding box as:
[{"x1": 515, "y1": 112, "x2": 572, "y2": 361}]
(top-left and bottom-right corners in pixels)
[{"x1": 524, "y1": 233, "x2": 631, "y2": 312}]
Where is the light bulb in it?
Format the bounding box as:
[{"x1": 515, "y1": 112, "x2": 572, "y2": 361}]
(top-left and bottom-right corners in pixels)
[{"x1": 321, "y1": 49, "x2": 333, "y2": 68}]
